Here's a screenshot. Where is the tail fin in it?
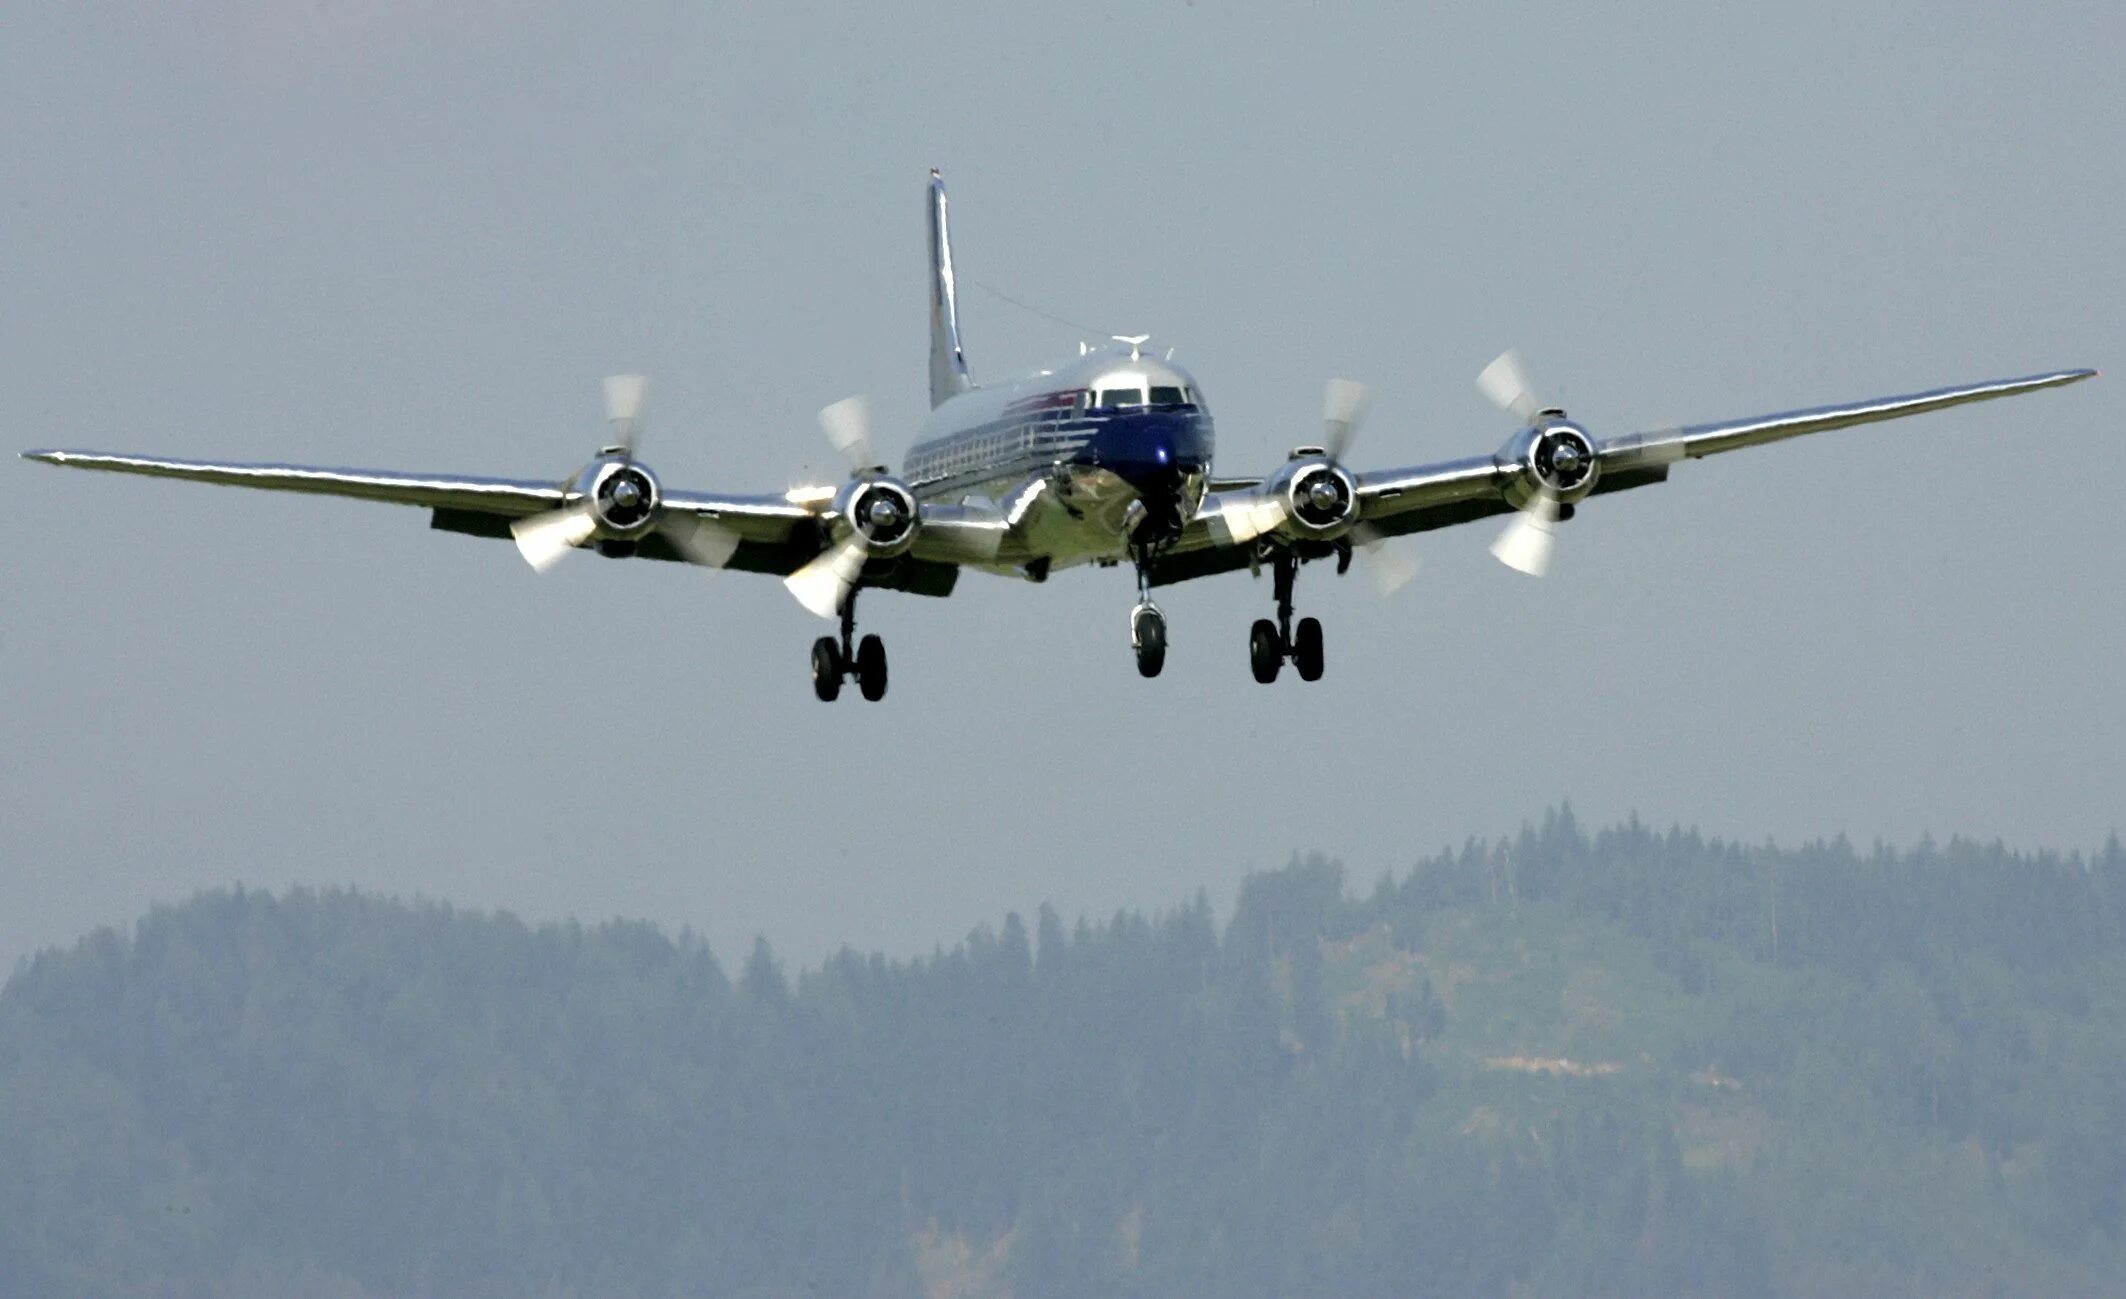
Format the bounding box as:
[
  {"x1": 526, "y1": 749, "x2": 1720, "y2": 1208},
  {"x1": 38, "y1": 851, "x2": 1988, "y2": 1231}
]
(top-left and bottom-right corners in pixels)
[{"x1": 927, "y1": 169, "x2": 974, "y2": 408}]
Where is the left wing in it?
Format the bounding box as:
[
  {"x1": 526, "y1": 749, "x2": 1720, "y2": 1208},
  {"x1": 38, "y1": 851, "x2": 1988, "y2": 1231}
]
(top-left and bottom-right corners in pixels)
[
  {"x1": 1594, "y1": 368, "x2": 2095, "y2": 473},
  {"x1": 1154, "y1": 365, "x2": 2094, "y2": 587}
]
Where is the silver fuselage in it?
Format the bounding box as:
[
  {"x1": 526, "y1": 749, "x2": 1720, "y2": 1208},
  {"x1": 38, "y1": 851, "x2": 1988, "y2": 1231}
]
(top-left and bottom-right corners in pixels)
[{"x1": 904, "y1": 346, "x2": 1214, "y2": 572}]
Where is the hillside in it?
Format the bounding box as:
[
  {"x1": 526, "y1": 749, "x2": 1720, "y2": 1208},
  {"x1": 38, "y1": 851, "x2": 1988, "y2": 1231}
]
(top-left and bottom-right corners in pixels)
[{"x1": 3, "y1": 812, "x2": 2122, "y2": 1297}]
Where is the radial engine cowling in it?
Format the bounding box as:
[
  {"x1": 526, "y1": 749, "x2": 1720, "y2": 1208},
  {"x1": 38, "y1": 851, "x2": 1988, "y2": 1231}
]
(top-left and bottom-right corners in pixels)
[
  {"x1": 577, "y1": 458, "x2": 663, "y2": 538},
  {"x1": 1499, "y1": 418, "x2": 1599, "y2": 509},
  {"x1": 1270, "y1": 459, "x2": 1360, "y2": 539},
  {"x1": 832, "y1": 476, "x2": 920, "y2": 558}
]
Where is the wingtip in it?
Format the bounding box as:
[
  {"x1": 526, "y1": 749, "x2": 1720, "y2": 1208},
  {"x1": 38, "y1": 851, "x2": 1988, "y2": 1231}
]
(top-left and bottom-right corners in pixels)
[{"x1": 22, "y1": 449, "x2": 63, "y2": 464}]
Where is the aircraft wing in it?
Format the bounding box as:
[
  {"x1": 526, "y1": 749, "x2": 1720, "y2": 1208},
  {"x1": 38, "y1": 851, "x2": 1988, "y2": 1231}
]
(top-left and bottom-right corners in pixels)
[
  {"x1": 1155, "y1": 366, "x2": 2093, "y2": 586},
  {"x1": 20, "y1": 447, "x2": 991, "y2": 601},
  {"x1": 1154, "y1": 456, "x2": 1509, "y2": 586},
  {"x1": 22, "y1": 449, "x2": 574, "y2": 515},
  {"x1": 1592, "y1": 368, "x2": 2094, "y2": 473}
]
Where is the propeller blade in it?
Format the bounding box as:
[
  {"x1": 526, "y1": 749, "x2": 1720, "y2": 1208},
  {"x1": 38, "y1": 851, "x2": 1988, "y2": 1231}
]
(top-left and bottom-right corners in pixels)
[
  {"x1": 1476, "y1": 350, "x2": 1543, "y2": 423},
  {"x1": 658, "y1": 513, "x2": 741, "y2": 569},
  {"x1": 1351, "y1": 522, "x2": 1421, "y2": 596},
  {"x1": 1321, "y1": 378, "x2": 1373, "y2": 462},
  {"x1": 818, "y1": 396, "x2": 877, "y2": 472},
  {"x1": 510, "y1": 503, "x2": 599, "y2": 573},
  {"x1": 1490, "y1": 494, "x2": 1560, "y2": 577},
  {"x1": 783, "y1": 534, "x2": 868, "y2": 618},
  {"x1": 1208, "y1": 493, "x2": 1286, "y2": 548},
  {"x1": 603, "y1": 374, "x2": 648, "y2": 454}
]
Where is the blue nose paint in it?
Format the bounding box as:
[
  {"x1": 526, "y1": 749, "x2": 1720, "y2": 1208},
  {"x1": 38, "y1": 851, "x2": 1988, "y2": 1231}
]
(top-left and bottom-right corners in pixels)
[{"x1": 1077, "y1": 411, "x2": 1214, "y2": 491}]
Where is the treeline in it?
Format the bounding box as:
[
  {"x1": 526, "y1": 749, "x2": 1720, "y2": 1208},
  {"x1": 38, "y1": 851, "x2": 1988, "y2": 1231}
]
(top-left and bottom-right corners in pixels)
[{"x1": 1, "y1": 812, "x2": 2121, "y2": 1296}]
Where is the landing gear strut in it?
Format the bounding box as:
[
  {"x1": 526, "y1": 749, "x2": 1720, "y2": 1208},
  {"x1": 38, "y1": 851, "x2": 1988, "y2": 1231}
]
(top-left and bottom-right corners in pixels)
[
  {"x1": 810, "y1": 591, "x2": 888, "y2": 702},
  {"x1": 1249, "y1": 550, "x2": 1324, "y2": 684},
  {"x1": 1129, "y1": 542, "x2": 1167, "y2": 679}
]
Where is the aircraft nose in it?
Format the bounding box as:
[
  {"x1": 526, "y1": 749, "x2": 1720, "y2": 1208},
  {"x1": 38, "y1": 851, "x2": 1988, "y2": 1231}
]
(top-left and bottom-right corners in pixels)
[
  {"x1": 1145, "y1": 414, "x2": 1210, "y2": 474},
  {"x1": 1079, "y1": 410, "x2": 1212, "y2": 491}
]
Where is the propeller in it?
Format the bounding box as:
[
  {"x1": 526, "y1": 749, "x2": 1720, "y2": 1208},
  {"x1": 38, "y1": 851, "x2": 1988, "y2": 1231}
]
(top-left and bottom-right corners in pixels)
[
  {"x1": 1206, "y1": 377, "x2": 1419, "y2": 592},
  {"x1": 1488, "y1": 492, "x2": 1559, "y2": 578},
  {"x1": 1319, "y1": 377, "x2": 1425, "y2": 591},
  {"x1": 1353, "y1": 527, "x2": 1421, "y2": 595},
  {"x1": 509, "y1": 375, "x2": 739, "y2": 573},
  {"x1": 1477, "y1": 349, "x2": 1566, "y2": 577},
  {"x1": 1476, "y1": 349, "x2": 1543, "y2": 424},
  {"x1": 818, "y1": 395, "x2": 878, "y2": 472},
  {"x1": 782, "y1": 395, "x2": 903, "y2": 618},
  {"x1": 1212, "y1": 378, "x2": 1374, "y2": 546},
  {"x1": 601, "y1": 373, "x2": 648, "y2": 454},
  {"x1": 511, "y1": 504, "x2": 601, "y2": 574},
  {"x1": 1321, "y1": 377, "x2": 1373, "y2": 462},
  {"x1": 785, "y1": 535, "x2": 871, "y2": 619}
]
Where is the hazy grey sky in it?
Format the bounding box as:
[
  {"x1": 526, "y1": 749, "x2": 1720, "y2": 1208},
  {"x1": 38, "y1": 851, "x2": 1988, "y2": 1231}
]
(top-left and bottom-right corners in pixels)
[{"x1": 4, "y1": 1, "x2": 2118, "y2": 973}]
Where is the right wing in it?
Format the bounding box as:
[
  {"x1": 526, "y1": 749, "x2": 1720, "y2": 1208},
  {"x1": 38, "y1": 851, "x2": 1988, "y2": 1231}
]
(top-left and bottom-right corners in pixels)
[
  {"x1": 21, "y1": 448, "x2": 987, "y2": 601},
  {"x1": 23, "y1": 448, "x2": 822, "y2": 551},
  {"x1": 22, "y1": 449, "x2": 571, "y2": 515}
]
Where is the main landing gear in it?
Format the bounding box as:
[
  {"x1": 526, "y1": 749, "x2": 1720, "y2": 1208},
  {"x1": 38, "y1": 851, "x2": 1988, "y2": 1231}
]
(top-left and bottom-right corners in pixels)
[
  {"x1": 1249, "y1": 550, "x2": 1325, "y2": 684},
  {"x1": 810, "y1": 592, "x2": 887, "y2": 702}
]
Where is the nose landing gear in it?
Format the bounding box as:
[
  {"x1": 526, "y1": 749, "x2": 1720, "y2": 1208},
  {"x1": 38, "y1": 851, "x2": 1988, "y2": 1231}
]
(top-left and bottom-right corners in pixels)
[
  {"x1": 1132, "y1": 601, "x2": 1167, "y2": 678},
  {"x1": 1248, "y1": 550, "x2": 1325, "y2": 684},
  {"x1": 1129, "y1": 540, "x2": 1169, "y2": 678},
  {"x1": 810, "y1": 591, "x2": 888, "y2": 702}
]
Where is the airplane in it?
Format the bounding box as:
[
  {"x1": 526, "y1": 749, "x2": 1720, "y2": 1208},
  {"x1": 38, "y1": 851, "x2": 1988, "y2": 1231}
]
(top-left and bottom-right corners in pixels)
[{"x1": 23, "y1": 170, "x2": 2095, "y2": 702}]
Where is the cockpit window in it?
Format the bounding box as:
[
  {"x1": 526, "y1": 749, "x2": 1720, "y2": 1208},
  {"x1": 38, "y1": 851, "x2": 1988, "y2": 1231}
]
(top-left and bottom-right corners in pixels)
[
  {"x1": 1149, "y1": 385, "x2": 1185, "y2": 406},
  {"x1": 1099, "y1": 388, "x2": 1145, "y2": 408}
]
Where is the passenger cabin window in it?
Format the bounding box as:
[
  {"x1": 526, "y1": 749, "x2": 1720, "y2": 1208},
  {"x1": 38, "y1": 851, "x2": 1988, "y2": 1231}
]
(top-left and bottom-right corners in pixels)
[
  {"x1": 1100, "y1": 388, "x2": 1145, "y2": 408},
  {"x1": 1149, "y1": 385, "x2": 1185, "y2": 406}
]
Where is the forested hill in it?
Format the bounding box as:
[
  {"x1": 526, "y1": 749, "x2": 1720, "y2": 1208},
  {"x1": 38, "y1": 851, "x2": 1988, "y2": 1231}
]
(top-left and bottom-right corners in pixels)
[{"x1": 4, "y1": 814, "x2": 2124, "y2": 1298}]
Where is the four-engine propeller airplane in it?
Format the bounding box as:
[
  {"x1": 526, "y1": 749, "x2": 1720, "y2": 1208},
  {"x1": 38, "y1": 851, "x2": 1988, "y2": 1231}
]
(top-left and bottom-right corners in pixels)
[{"x1": 24, "y1": 171, "x2": 2095, "y2": 701}]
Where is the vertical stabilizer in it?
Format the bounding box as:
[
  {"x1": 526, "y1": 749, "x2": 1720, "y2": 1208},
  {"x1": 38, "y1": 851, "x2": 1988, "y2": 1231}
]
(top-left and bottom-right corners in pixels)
[{"x1": 927, "y1": 169, "x2": 974, "y2": 408}]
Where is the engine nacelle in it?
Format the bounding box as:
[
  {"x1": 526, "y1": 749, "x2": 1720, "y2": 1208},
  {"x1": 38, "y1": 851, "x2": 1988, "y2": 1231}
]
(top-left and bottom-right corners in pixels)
[
  {"x1": 1498, "y1": 416, "x2": 1599, "y2": 509},
  {"x1": 831, "y1": 476, "x2": 920, "y2": 559},
  {"x1": 574, "y1": 458, "x2": 663, "y2": 539},
  {"x1": 1268, "y1": 458, "x2": 1359, "y2": 539}
]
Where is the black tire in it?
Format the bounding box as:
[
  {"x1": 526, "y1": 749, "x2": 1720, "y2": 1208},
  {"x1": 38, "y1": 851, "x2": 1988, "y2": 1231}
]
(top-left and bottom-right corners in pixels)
[
  {"x1": 1135, "y1": 611, "x2": 1166, "y2": 679},
  {"x1": 856, "y1": 634, "x2": 889, "y2": 701},
  {"x1": 1249, "y1": 619, "x2": 1282, "y2": 684},
  {"x1": 1294, "y1": 616, "x2": 1324, "y2": 682},
  {"x1": 810, "y1": 637, "x2": 842, "y2": 702}
]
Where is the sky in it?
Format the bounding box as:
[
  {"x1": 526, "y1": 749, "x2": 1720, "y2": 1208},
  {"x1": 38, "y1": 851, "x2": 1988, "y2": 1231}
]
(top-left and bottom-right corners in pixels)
[{"x1": 3, "y1": 0, "x2": 2118, "y2": 975}]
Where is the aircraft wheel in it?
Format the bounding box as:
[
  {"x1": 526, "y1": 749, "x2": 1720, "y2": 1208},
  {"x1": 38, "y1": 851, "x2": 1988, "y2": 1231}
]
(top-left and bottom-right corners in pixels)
[
  {"x1": 1249, "y1": 619, "x2": 1283, "y2": 684},
  {"x1": 810, "y1": 637, "x2": 843, "y2": 702},
  {"x1": 856, "y1": 634, "x2": 889, "y2": 701},
  {"x1": 1134, "y1": 607, "x2": 1167, "y2": 679},
  {"x1": 1293, "y1": 617, "x2": 1324, "y2": 682}
]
